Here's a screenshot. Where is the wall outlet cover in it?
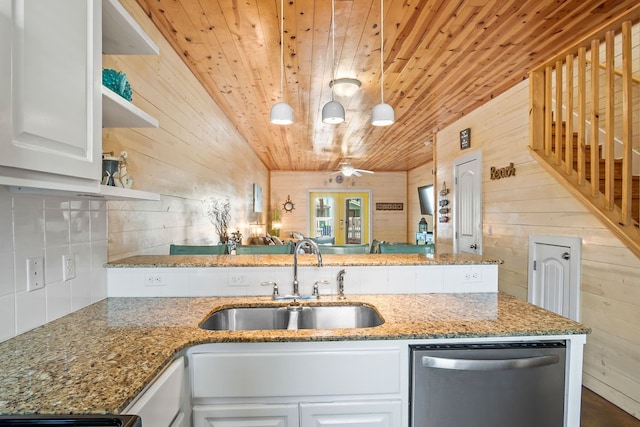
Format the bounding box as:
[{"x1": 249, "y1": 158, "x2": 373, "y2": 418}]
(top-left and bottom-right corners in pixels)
[
  {"x1": 27, "y1": 257, "x2": 45, "y2": 291},
  {"x1": 63, "y1": 254, "x2": 76, "y2": 281}
]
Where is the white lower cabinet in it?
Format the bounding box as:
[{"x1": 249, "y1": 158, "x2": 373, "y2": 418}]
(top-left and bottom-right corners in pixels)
[
  {"x1": 189, "y1": 342, "x2": 405, "y2": 427},
  {"x1": 192, "y1": 400, "x2": 401, "y2": 427},
  {"x1": 193, "y1": 403, "x2": 299, "y2": 427},
  {"x1": 126, "y1": 356, "x2": 190, "y2": 427},
  {"x1": 300, "y1": 401, "x2": 401, "y2": 426}
]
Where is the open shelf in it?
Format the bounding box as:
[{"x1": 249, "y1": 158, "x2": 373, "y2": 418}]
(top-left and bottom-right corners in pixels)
[
  {"x1": 97, "y1": 184, "x2": 160, "y2": 201},
  {"x1": 102, "y1": 86, "x2": 159, "y2": 128},
  {"x1": 102, "y1": 0, "x2": 159, "y2": 55},
  {"x1": 10, "y1": 184, "x2": 160, "y2": 201}
]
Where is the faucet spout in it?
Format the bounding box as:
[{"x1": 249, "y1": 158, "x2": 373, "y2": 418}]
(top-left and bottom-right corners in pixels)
[
  {"x1": 293, "y1": 238, "x2": 323, "y2": 297},
  {"x1": 337, "y1": 269, "x2": 346, "y2": 299}
]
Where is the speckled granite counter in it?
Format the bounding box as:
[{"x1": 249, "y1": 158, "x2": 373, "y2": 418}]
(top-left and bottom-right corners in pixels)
[
  {"x1": 106, "y1": 253, "x2": 503, "y2": 268},
  {"x1": 0, "y1": 293, "x2": 588, "y2": 416}
]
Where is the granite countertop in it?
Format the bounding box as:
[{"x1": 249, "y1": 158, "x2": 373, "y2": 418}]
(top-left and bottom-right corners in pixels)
[
  {"x1": 0, "y1": 293, "x2": 588, "y2": 416},
  {"x1": 106, "y1": 252, "x2": 503, "y2": 268}
]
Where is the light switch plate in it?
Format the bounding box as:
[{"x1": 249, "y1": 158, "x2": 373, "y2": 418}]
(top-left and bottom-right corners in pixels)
[{"x1": 27, "y1": 257, "x2": 45, "y2": 291}]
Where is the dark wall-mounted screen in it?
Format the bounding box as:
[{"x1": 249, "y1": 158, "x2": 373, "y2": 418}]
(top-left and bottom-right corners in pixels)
[{"x1": 417, "y1": 185, "x2": 434, "y2": 216}]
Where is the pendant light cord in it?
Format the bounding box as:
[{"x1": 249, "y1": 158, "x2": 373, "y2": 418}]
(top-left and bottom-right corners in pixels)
[
  {"x1": 331, "y1": 0, "x2": 336, "y2": 101},
  {"x1": 279, "y1": 0, "x2": 285, "y2": 99},
  {"x1": 379, "y1": 0, "x2": 384, "y2": 104}
]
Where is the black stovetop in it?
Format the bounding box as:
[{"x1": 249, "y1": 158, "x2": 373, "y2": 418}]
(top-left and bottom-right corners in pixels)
[{"x1": 0, "y1": 415, "x2": 141, "y2": 426}]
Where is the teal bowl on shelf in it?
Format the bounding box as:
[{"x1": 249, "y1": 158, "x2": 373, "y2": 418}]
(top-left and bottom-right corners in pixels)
[{"x1": 102, "y1": 68, "x2": 133, "y2": 102}]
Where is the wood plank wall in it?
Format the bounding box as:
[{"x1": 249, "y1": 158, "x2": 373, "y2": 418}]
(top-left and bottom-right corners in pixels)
[
  {"x1": 103, "y1": 0, "x2": 269, "y2": 260},
  {"x1": 436, "y1": 79, "x2": 640, "y2": 419},
  {"x1": 270, "y1": 171, "x2": 412, "y2": 243}
]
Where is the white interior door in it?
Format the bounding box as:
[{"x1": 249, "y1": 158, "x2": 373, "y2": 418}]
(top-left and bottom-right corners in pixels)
[
  {"x1": 528, "y1": 235, "x2": 582, "y2": 321},
  {"x1": 454, "y1": 152, "x2": 482, "y2": 254}
]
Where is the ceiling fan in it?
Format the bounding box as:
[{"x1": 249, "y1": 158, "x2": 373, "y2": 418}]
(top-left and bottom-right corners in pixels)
[{"x1": 331, "y1": 159, "x2": 374, "y2": 177}]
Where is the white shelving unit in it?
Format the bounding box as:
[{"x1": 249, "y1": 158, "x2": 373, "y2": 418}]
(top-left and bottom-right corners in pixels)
[
  {"x1": 102, "y1": 0, "x2": 159, "y2": 129},
  {"x1": 100, "y1": 0, "x2": 160, "y2": 200}
]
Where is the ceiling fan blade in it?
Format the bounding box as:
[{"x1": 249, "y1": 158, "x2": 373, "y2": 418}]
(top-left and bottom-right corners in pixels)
[
  {"x1": 356, "y1": 169, "x2": 374, "y2": 174},
  {"x1": 353, "y1": 170, "x2": 362, "y2": 177}
]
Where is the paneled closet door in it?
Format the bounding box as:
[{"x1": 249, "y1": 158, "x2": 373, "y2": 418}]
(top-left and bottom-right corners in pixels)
[{"x1": 1, "y1": 0, "x2": 100, "y2": 180}]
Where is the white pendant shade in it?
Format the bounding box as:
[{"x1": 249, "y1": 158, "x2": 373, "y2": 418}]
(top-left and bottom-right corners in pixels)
[
  {"x1": 371, "y1": 102, "x2": 394, "y2": 126},
  {"x1": 270, "y1": 0, "x2": 293, "y2": 125},
  {"x1": 270, "y1": 101, "x2": 294, "y2": 125},
  {"x1": 322, "y1": 100, "x2": 345, "y2": 124},
  {"x1": 371, "y1": 0, "x2": 394, "y2": 127}
]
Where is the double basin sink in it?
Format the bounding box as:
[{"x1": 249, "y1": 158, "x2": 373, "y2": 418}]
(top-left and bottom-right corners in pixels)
[{"x1": 200, "y1": 303, "x2": 384, "y2": 331}]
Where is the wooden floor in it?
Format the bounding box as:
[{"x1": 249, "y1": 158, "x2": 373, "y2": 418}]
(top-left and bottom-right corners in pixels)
[{"x1": 582, "y1": 387, "x2": 640, "y2": 426}]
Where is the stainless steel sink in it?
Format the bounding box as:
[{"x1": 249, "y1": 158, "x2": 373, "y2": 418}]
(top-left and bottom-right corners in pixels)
[
  {"x1": 200, "y1": 304, "x2": 384, "y2": 331},
  {"x1": 297, "y1": 305, "x2": 384, "y2": 329},
  {"x1": 200, "y1": 306, "x2": 289, "y2": 331}
]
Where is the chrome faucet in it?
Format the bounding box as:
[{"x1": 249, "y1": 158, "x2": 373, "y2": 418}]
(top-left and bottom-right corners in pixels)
[
  {"x1": 293, "y1": 238, "x2": 323, "y2": 297},
  {"x1": 337, "y1": 269, "x2": 346, "y2": 299}
]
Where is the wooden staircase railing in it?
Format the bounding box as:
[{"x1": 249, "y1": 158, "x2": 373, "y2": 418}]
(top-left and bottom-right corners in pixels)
[{"x1": 529, "y1": 11, "x2": 640, "y2": 258}]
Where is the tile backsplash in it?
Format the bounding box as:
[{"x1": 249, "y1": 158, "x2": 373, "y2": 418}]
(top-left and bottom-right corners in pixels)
[{"x1": 0, "y1": 187, "x2": 107, "y2": 342}]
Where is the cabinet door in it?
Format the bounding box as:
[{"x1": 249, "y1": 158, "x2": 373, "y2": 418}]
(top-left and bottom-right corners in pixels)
[
  {"x1": 299, "y1": 400, "x2": 402, "y2": 427},
  {"x1": 0, "y1": 0, "x2": 100, "y2": 181},
  {"x1": 193, "y1": 403, "x2": 299, "y2": 427},
  {"x1": 127, "y1": 357, "x2": 186, "y2": 427}
]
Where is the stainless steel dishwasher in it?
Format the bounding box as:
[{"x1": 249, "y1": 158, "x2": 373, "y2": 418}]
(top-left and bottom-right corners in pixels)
[{"x1": 410, "y1": 341, "x2": 566, "y2": 427}]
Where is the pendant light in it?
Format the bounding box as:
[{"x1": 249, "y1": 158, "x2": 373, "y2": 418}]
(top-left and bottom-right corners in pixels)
[
  {"x1": 270, "y1": 0, "x2": 293, "y2": 125},
  {"x1": 330, "y1": 78, "x2": 361, "y2": 97},
  {"x1": 371, "y1": 0, "x2": 394, "y2": 126},
  {"x1": 322, "y1": 0, "x2": 345, "y2": 124}
]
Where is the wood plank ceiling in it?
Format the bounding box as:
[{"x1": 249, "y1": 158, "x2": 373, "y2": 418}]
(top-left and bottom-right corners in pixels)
[{"x1": 135, "y1": 0, "x2": 639, "y2": 173}]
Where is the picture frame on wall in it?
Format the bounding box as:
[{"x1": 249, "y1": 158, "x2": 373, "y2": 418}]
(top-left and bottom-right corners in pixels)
[
  {"x1": 460, "y1": 128, "x2": 471, "y2": 150},
  {"x1": 253, "y1": 183, "x2": 263, "y2": 213}
]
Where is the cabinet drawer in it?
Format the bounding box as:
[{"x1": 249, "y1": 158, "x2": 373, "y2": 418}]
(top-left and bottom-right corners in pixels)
[{"x1": 191, "y1": 348, "x2": 401, "y2": 398}]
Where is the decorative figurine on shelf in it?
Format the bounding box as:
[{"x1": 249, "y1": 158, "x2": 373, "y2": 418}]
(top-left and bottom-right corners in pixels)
[
  {"x1": 102, "y1": 68, "x2": 133, "y2": 101},
  {"x1": 102, "y1": 152, "x2": 120, "y2": 186},
  {"x1": 112, "y1": 151, "x2": 134, "y2": 189}
]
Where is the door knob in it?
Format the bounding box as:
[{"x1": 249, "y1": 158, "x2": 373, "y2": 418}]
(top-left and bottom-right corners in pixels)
[
  {"x1": 470, "y1": 244, "x2": 478, "y2": 250},
  {"x1": 562, "y1": 252, "x2": 570, "y2": 260}
]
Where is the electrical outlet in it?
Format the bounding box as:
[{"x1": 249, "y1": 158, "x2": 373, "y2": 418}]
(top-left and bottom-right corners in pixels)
[
  {"x1": 464, "y1": 269, "x2": 481, "y2": 282},
  {"x1": 144, "y1": 274, "x2": 165, "y2": 286},
  {"x1": 62, "y1": 253, "x2": 76, "y2": 281},
  {"x1": 27, "y1": 257, "x2": 45, "y2": 291},
  {"x1": 229, "y1": 274, "x2": 248, "y2": 286}
]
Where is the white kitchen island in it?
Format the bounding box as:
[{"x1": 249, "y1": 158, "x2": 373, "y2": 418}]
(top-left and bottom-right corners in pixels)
[{"x1": 0, "y1": 254, "x2": 588, "y2": 426}]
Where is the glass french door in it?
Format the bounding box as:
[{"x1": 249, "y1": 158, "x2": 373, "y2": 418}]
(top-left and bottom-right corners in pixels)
[{"x1": 309, "y1": 192, "x2": 371, "y2": 245}]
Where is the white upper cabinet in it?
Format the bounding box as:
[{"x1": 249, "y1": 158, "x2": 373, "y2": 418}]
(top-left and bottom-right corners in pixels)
[
  {"x1": 0, "y1": 0, "x2": 159, "y2": 199},
  {"x1": 0, "y1": 0, "x2": 101, "y2": 185}
]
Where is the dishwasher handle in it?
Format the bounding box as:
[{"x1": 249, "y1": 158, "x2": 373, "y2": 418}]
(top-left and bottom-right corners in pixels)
[{"x1": 421, "y1": 354, "x2": 560, "y2": 371}]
